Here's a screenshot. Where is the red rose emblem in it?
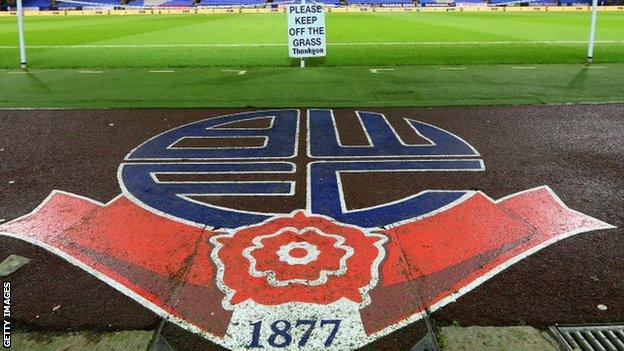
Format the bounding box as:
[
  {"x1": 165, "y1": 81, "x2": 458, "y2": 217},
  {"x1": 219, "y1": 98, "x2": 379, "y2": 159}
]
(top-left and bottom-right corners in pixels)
[{"x1": 211, "y1": 212, "x2": 387, "y2": 307}]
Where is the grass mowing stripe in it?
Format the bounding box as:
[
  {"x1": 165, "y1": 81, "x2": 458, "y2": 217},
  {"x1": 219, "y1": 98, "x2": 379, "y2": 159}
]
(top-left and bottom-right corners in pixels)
[
  {"x1": 1, "y1": 64, "x2": 623, "y2": 108},
  {"x1": 0, "y1": 40, "x2": 623, "y2": 49},
  {"x1": 1, "y1": 12, "x2": 623, "y2": 68}
]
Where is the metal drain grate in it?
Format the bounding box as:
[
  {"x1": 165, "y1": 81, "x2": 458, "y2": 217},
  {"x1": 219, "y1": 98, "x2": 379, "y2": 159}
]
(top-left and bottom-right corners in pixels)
[{"x1": 550, "y1": 324, "x2": 624, "y2": 351}]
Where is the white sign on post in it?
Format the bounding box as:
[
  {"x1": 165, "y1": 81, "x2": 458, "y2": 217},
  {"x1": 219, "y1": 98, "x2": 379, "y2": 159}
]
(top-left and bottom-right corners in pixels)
[{"x1": 286, "y1": 2, "x2": 326, "y2": 59}]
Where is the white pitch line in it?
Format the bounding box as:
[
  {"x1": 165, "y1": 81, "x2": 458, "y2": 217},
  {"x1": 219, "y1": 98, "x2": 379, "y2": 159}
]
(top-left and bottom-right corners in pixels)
[
  {"x1": 78, "y1": 70, "x2": 103, "y2": 74},
  {"x1": 512, "y1": 66, "x2": 537, "y2": 69},
  {"x1": 7, "y1": 71, "x2": 31, "y2": 74},
  {"x1": 441, "y1": 67, "x2": 466, "y2": 70},
  {"x1": 370, "y1": 68, "x2": 395, "y2": 74},
  {"x1": 221, "y1": 69, "x2": 247, "y2": 75},
  {"x1": 149, "y1": 70, "x2": 175, "y2": 73},
  {"x1": 0, "y1": 40, "x2": 622, "y2": 50},
  {"x1": 586, "y1": 66, "x2": 606, "y2": 69}
]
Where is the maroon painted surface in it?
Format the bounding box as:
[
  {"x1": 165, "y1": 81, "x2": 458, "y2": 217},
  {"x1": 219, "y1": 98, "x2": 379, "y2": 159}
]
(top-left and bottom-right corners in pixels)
[{"x1": 0, "y1": 104, "x2": 622, "y2": 350}]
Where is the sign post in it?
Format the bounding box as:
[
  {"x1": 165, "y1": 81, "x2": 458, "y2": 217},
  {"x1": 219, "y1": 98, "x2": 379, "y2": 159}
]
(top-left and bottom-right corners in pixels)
[
  {"x1": 587, "y1": 0, "x2": 598, "y2": 63},
  {"x1": 16, "y1": 0, "x2": 27, "y2": 69},
  {"x1": 286, "y1": 0, "x2": 326, "y2": 68}
]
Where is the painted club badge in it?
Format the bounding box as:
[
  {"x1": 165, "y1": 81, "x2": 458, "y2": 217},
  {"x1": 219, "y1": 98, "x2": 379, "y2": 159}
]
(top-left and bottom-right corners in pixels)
[
  {"x1": 211, "y1": 212, "x2": 387, "y2": 349},
  {"x1": 0, "y1": 110, "x2": 615, "y2": 350},
  {"x1": 211, "y1": 212, "x2": 386, "y2": 308}
]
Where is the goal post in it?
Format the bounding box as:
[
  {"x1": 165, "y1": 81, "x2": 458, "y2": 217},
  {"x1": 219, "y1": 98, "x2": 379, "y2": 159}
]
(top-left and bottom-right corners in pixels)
[
  {"x1": 587, "y1": 0, "x2": 599, "y2": 64},
  {"x1": 16, "y1": 0, "x2": 27, "y2": 69}
]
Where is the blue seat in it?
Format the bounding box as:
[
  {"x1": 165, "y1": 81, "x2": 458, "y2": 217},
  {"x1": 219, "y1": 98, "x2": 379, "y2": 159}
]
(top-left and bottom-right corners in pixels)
[
  {"x1": 22, "y1": 0, "x2": 50, "y2": 7},
  {"x1": 350, "y1": 0, "x2": 412, "y2": 4},
  {"x1": 159, "y1": 0, "x2": 192, "y2": 6},
  {"x1": 202, "y1": 0, "x2": 265, "y2": 5},
  {"x1": 419, "y1": 0, "x2": 452, "y2": 4},
  {"x1": 455, "y1": 0, "x2": 484, "y2": 4}
]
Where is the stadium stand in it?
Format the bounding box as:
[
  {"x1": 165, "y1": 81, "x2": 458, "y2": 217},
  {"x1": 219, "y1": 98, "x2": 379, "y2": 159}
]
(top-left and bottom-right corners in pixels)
[
  {"x1": 60, "y1": 0, "x2": 119, "y2": 5},
  {"x1": 455, "y1": 0, "x2": 486, "y2": 5},
  {"x1": 22, "y1": 0, "x2": 50, "y2": 7},
  {"x1": 530, "y1": 0, "x2": 559, "y2": 4},
  {"x1": 158, "y1": 0, "x2": 192, "y2": 6},
  {"x1": 22, "y1": 0, "x2": 122, "y2": 8},
  {"x1": 486, "y1": 0, "x2": 590, "y2": 5},
  {"x1": 201, "y1": 0, "x2": 264, "y2": 5},
  {"x1": 56, "y1": 2, "x2": 81, "y2": 6},
  {"x1": 349, "y1": 0, "x2": 412, "y2": 4},
  {"x1": 13, "y1": 0, "x2": 597, "y2": 9},
  {"x1": 419, "y1": 0, "x2": 453, "y2": 5},
  {"x1": 274, "y1": 0, "x2": 340, "y2": 4}
]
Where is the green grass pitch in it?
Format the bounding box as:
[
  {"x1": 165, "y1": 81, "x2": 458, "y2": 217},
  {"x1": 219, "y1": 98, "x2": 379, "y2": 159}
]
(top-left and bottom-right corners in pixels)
[
  {"x1": 0, "y1": 11, "x2": 623, "y2": 68},
  {"x1": 0, "y1": 11, "x2": 622, "y2": 108}
]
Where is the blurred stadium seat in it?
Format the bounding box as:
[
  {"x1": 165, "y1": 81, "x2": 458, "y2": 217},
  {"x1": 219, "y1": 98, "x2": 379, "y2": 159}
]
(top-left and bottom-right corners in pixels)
[
  {"x1": 350, "y1": 0, "x2": 412, "y2": 4},
  {"x1": 14, "y1": 0, "x2": 599, "y2": 9},
  {"x1": 202, "y1": 0, "x2": 265, "y2": 6}
]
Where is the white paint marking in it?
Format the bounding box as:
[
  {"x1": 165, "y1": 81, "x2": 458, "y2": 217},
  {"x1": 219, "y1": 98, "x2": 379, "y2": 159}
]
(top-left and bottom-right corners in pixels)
[
  {"x1": 78, "y1": 70, "x2": 103, "y2": 74},
  {"x1": 210, "y1": 210, "x2": 387, "y2": 311},
  {"x1": 512, "y1": 66, "x2": 537, "y2": 69},
  {"x1": 576, "y1": 100, "x2": 624, "y2": 104},
  {"x1": 586, "y1": 66, "x2": 606, "y2": 69},
  {"x1": 243, "y1": 227, "x2": 354, "y2": 287},
  {"x1": 149, "y1": 70, "x2": 175, "y2": 73},
  {"x1": 0, "y1": 185, "x2": 615, "y2": 350},
  {"x1": 7, "y1": 71, "x2": 31, "y2": 75},
  {"x1": 0, "y1": 40, "x2": 623, "y2": 49},
  {"x1": 368, "y1": 191, "x2": 616, "y2": 344},
  {"x1": 120, "y1": 160, "x2": 301, "y2": 229},
  {"x1": 277, "y1": 241, "x2": 320, "y2": 266},
  {"x1": 225, "y1": 300, "x2": 367, "y2": 350},
  {"x1": 441, "y1": 67, "x2": 466, "y2": 70},
  {"x1": 305, "y1": 109, "x2": 481, "y2": 160},
  {"x1": 221, "y1": 69, "x2": 247, "y2": 75},
  {"x1": 369, "y1": 68, "x2": 395, "y2": 74}
]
